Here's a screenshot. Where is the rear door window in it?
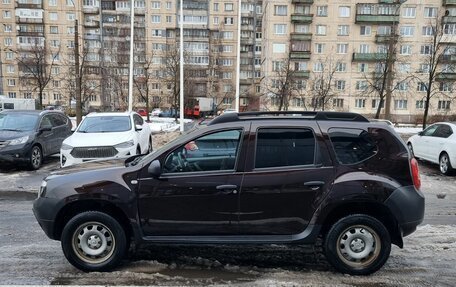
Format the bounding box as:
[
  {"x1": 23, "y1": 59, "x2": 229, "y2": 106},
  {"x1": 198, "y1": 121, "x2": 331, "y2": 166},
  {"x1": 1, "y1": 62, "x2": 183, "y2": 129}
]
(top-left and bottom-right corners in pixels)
[
  {"x1": 433, "y1": 125, "x2": 453, "y2": 138},
  {"x1": 255, "y1": 128, "x2": 316, "y2": 169},
  {"x1": 328, "y1": 128, "x2": 377, "y2": 165}
]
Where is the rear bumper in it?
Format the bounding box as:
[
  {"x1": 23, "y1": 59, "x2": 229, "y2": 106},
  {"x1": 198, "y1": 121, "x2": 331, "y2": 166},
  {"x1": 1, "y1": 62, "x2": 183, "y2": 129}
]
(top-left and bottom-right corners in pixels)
[{"x1": 384, "y1": 185, "x2": 425, "y2": 237}]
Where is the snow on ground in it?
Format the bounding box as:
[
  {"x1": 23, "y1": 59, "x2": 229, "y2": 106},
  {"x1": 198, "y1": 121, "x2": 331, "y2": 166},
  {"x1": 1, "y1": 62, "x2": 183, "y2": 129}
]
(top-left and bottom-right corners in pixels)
[{"x1": 394, "y1": 127, "x2": 422, "y2": 134}]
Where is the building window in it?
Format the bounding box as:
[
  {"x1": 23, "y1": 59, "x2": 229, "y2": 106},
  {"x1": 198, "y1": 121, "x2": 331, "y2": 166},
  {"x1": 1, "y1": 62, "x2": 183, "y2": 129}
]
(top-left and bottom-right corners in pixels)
[
  {"x1": 313, "y1": 62, "x2": 324, "y2": 72},
  {"x1": 213, "y1": 3, "x2": 219, "y2": 11},
  {"x1": 151, "y1": 1, "x2": 160, "y2": 9},
  {"x1": 67, "y1": 13, "x2": 75, "y2": 21},
  {"x1": 359, "y1": 63, "x2": 368, "y2": 73},
  {"x1": 355, "y1": 99, "x2": 366, "y2": 108},
  {"x1": 49, "y1": 12, "x2": 58, "y2": 21},
  {"x1": 336, "y1": 44, "x2": 348, "y2": 54},
  {"x1": 333, "y1": 98, "x2": 344, "y2": 108},
  {"x1": 360, "y1": 26, "x2": 371, "y2": 36},
  {"x1": 356, "y1": 81, "x2": 367, "y2": 91},
  {"x1": 417, "y1": 82, "x2": 427, "y2": 92},
  {"x1": 166, "y1": 16, "x2": 172, "y2": 23},
  {"x1": 335, "y1": 62, "x2": 346, "y2": 72},
  {"x1": 438, "y1": 100, "x2": 451, "y2": 110},
  {"x1": 400, "y1": 26, "x2": 414, "y2": 37},
  {"x1": 274, "y1": 24, "x2": 287, "y2": 35},
  {"x1": 396, "y1": 81, "x2": 408, "y2": 91},
  {"x1": 402, "y1": 7, "x2": 416, "y2": 18},
  {"x1": 359, "y1": 44, "x2": 370, "y2": 53},
  {"x1": 372, "y1": 99, "x2": 384, "y2": 109},
  {"x1": 3, "y1": 11, "x2": 11, "y2": 18},
  {"x1": 3, "y1": 24, "x2": 12, "y2": 32},
  {"x1": 424, "y1": 7, "x2": 438, "y2": 18},
  {"x1": 317, "y1": 6, "x2": 328, "y2": 17},
  {"x1": 50, "y1": 26, "x2": 58, "y2": 34},
  {"x1": 394, "y1": 99, "x2": 408, "y2": 110},
  {"x1": 274, "y1": 5, "x2": 287, "y2": 16},
  {"x1": 400, "y1": 45, "x2": 412, "y2": 55},
  {"x1": 224, "y1": 17, "x2": 234, "y2": 25},
  {"x1": 335, "y1": 80, "x2": 346, "y2": 90},
  {"x1": 151, "y1": 15, "x2": 161, "y2": 23},
  {"x1": 7, "y1": 79, "x2": 15, "y2": 86},
  {"x1": 6, "y1": 65, "x2": 14, "y2": 73},
  {"x1": 420, "y1": 45, "x2": 433, "y2": 55},
  {"x1": 339, "y1": 6, "x2": 350, "y2": 17},
  {"x1": 8, "y1": 92, "x2": 16, "y2": 98},
  {"x1": 166, "y1": 2, "x2": 171, "y2": 9},
  {"x1": 224, "y1": 3, "x2": 233, "y2": 12},
  {"x1": 416, "y1": 100, "x2": 425, "y2": 109},
  {"x1": 422, "y1": 26, "x2": 435, "y2": 36},
  {"x1": 315, "y1": 43, "x2": 325, "y2": 54},
  {"x1": 316, "y1": 25, "x2": 327, "y2": 35},
  {"x1": 337, "y1": 25, "x2": 349, "y2": 36},
  {"x1": 213, "y1": 16, "x2": 219, "y2": 24},
  {"x1": 440, "y1": 82, "x2": 453, "y2": 92}
]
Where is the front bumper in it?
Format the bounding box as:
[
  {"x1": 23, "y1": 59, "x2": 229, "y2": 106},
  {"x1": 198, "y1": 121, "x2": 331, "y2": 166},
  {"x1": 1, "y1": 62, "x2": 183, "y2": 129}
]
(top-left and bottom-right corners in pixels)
[
  {"x1": 33, "y1": 197, "x2": 60, "y2": 240},
  {"x1": 61, "y1": 146, "x2": 136, "y2": 167},
  {"x1": 0, "y1": 143, "x2": 31, "y2": 164},
  {"x1": 384, "y1": 185, "x2": 425, "y2": 237}
]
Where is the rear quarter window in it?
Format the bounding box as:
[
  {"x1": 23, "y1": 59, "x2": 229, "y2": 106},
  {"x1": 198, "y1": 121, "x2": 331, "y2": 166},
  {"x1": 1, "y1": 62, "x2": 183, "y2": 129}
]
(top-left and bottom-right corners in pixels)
[{"x1": 328, "y1": 128, "x2": 377, "y2": 165}]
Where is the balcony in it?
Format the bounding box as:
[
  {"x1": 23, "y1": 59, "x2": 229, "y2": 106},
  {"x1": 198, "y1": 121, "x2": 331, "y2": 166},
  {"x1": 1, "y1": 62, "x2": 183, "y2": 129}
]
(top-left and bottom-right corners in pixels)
[
  {"x1": 442, "y1": 16, "x2": 456, "y2": 23},
  {"x1": 356, "y1": 14, "x2": 399, "y2": 23},
  {"x1": 84, "y1": 21, "x2": 100, "y2": 28},
  {"x1": 439, "y1": 54, "x2": 456, "y2": 63},
  {"x1": 355, "y1": 3, "x2": 400, "y2": 24},
  {"x1": 241, "y1": 23, "x2": 255, "y2": 31},
  {"x1": 291, "y1": 0, "x2": 314, "y2": 3},
  {"x1": 15, "y1": 3, "x2": 43, "y2": 9},
  {"x1": 15, "y1": 17, "x2": 43, "y2": 24},
  {"x1": 17, "y1": 31, "x2": 44, "y2": 37},
  {"x1": 352, "y1": 53, "x2": 389, "y2": 62},
  {"x1": 291, "y1": 14, "x2": 313, "y2": 23},
  {"x1": 375, "y1": 34, "x2": 394, "y2": 43},
  {"x1": 290, "y1": 51, "x2": 311, "y2": 60},
  {"x1": 294, "y1": 70, "x2": 310, "y2": 78},
  {"x1": 241, "y1": 38, "x2": 255, "y2": 45},
  {"x1": 84, "y1": 33, "x2": 101, "y2": 40},
  {"x1": 82, "y1": 6, "x2": 100, "y2": 14},
  {"x1": 436, "y1": 72, "x2": 456, "y2": 81},
  {"x1": 135, "y1": 8, "x2": 146, "y2": 15},
  {"x1": 443, "y1": 0, "x2": 456, "y2": 5},
  {"x1": 291, "y1": 32, "x2": 312, "y2": 41}
]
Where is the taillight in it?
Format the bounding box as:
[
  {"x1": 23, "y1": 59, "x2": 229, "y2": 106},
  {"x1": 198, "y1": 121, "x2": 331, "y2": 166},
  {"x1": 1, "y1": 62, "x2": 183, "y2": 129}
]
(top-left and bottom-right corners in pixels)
[{"x1": 410, "y1": 158, "x2": 421, "y2": 190}]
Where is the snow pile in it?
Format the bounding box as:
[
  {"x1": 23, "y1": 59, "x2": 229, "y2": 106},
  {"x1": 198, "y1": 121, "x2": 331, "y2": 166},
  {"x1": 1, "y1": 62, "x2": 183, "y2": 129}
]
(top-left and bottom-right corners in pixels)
[{"x1": 147, "y1": 117, "x2": 193, "y2": 134}]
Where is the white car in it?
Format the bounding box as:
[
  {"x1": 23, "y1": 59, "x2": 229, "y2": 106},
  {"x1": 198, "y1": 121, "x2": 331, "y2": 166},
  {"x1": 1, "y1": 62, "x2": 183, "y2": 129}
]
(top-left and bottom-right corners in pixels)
[
  {"x1": 407, "y1": 122, "x2": 456, "y2": 175},
  {"x1": 60, "y1": 112, "x2": 152, "y2": 167},
  {"x1": 150, "y1": 108, "x2": 162, "y2": 117}
]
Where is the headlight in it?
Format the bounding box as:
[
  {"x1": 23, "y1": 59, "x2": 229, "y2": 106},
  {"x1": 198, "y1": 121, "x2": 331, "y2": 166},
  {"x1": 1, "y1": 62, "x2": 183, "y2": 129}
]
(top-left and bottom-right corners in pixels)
[
  {"x1": 115, "y1": 140, "x2": 135, "y2": 148},
  {"x1": 61, "y1": 143, "x2": 73, "y2": 150},
  {"x1": 38, "y1": 180, "x2": 47, "y2": 198},
  {"x1": 9, "y1": 136, "x2": 29, "y2": 145}
]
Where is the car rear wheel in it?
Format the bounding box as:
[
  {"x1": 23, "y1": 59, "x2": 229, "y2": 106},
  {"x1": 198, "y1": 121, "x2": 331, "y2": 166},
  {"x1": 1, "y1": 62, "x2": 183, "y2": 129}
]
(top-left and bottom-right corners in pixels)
[
  {"x1": 324, "y1": 214, "x2": 391, "y2": 275},
  {"x1": 29, "y1": 145, "x2": 42, "y2": 170},
  {"x1": 61, "y1": 211, "x2": 127, "y2": 272},
  {"x1": 439, "y1": 152, "x2": 453, "y2": 176}
]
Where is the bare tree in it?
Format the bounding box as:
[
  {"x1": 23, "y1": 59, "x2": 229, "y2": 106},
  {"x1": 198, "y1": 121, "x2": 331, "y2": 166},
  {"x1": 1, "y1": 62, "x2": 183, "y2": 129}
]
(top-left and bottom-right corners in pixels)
[
  {"x1": 307, "y1": 55, "x2": 342, "y2": 111},
  {"x1": 133, "y1": 54, "x2": 154, "y2": 122},
  {"x1": 16, "y1": 42, "x2": 60, "y2": 109},
  {"x1": 414, "y1": 11, "x2": 455, "y2": 129}
]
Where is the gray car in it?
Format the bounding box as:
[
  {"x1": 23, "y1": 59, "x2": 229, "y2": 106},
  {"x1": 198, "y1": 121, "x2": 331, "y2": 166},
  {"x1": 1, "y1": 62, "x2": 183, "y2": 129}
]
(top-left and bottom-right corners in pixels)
[{"x1": 0, "y1": 110, "x2": 72, "y2": 169}]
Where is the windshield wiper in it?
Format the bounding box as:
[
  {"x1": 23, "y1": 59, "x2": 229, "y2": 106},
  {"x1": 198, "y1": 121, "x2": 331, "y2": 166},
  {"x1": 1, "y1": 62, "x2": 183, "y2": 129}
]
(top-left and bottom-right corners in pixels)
[{"x1": 0, "y1": 128, "x2": 22, "y2": 132}]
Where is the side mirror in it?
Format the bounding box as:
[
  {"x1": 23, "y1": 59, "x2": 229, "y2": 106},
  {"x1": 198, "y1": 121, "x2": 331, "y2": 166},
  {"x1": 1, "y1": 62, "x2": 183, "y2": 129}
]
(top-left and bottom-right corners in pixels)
[
  {"x1": 418, "y1": 131, "x2": 423, "y2": 136},
  {"x1": 148, "y1": 160, "x2": 161, "y2": 178},
  {"x1": 40, "y1": 125, "x2": 52, "y2": 132},
  {"x1": 135, "y1": 124, "x2": 143, "y2": 131}
]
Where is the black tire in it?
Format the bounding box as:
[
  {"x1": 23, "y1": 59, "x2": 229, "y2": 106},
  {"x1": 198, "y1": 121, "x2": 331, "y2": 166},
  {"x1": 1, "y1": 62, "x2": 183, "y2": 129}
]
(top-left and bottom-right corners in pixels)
[
  {"x1": 61, "y1": 211, "x2": 127, "y2": 272},
  {"x1": 29, "y1": 145, "x2": 42, "y2": 170},
  {"x1": 439, "y1": 152, "x2": 453, "y2": 176},
  {"x1": 324, "y1": 214, "x2": 391, "y2": 275}
]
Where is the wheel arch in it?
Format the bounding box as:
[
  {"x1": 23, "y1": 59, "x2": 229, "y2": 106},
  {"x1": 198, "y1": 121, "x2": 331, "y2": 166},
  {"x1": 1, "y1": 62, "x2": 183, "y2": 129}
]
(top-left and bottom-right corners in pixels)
[
  {"x1": 320, "y1": 201, "x2": 403, "y2": 248},
  {"x1": 53, "y1": 200, "x2": 133, "y2": 242}
]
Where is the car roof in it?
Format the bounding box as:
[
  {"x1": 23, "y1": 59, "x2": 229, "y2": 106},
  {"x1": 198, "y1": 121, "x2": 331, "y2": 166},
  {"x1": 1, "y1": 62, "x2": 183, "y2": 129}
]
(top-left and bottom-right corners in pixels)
[
  {"x1": 0, "y1": 109, "x2": 63, "y2": 116},
  {"x1": 85, "y1": 112, "x2": 134, "y2": 117}
]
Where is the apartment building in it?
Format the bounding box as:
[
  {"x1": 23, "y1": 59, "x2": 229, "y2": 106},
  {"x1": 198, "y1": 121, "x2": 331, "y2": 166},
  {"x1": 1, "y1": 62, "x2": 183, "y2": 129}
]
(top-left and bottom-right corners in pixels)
[{"x1": 0, "y1": 0, "x2": 455, "y2": 123}]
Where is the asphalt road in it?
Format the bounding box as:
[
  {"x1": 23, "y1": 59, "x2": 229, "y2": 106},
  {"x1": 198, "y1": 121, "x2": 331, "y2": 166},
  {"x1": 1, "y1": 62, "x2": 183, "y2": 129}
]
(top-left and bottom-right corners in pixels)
[{"x1": 0, "y1": 134, "x2": 455, "y2": 286}]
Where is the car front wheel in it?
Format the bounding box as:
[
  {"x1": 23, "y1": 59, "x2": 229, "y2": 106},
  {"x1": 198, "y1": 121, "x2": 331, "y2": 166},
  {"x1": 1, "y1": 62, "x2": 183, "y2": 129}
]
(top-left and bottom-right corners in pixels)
[
  {"x1": 324, "y1": 214, "x2": 391, "y2": 275},
  {"x1": 61, "y1": 211, "x2": 127, "y2": 272},
  {"x1": 29, "y1": 145, "x2": 42, "y2": 170},
  {"x1": 439, "y1": 152, "x2": 453, "y2": 176}
]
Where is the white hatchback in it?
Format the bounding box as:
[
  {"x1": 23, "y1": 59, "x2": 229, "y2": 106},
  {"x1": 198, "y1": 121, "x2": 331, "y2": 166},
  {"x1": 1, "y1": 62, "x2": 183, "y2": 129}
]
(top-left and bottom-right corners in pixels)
[
  {"x1": 407, "y1": 122, "x2": 456, "y2": 175},
  {"x1": 60, "y1": 112, "x2": 152, "y2": 167}
]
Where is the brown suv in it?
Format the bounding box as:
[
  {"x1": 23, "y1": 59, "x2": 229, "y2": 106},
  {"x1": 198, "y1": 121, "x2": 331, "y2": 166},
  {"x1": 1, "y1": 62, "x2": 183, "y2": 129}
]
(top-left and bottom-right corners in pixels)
[{"x1": 33, "y1": 112, "x2": 424, "y2": 275}]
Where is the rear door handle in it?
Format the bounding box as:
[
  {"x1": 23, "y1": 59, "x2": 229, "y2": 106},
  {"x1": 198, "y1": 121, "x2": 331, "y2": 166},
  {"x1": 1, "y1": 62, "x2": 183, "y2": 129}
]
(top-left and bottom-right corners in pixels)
[
  {"x1": 216, "y1": 184, "x2": 238, "y2": 194},
  {"x1": 304, "y1": 181, "x2": 325, "y2": 190}
]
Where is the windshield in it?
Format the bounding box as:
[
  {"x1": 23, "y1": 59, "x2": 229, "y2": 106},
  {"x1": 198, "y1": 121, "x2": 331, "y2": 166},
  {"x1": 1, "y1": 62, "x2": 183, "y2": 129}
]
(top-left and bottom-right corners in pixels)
[
  {"x1": 77, "y1": 116, "x2": 131, "y2": 133},
  {"x1": 0, "y1": 113, "x2": 38, "y2": 132}
]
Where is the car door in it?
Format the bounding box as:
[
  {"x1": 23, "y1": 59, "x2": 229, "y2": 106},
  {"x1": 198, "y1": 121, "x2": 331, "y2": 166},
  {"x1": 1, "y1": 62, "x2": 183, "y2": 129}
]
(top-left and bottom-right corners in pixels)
[
  {"x1": 137, "y1": 125, "x2": 249, "y2": 236},
  {"x1": 49, "y1": 113, "x2": 70, "y2": 153},
  {"x1": 37, "y1": 115, "x2": 55, "y2": 156},
  {"x1": 414, "y1": 124, "x2": 438, "y2": 160},
  {"x1": 133, "y1": 114, "x2": 148, "y2": 153},
  {"x1": 430, "y1": 124, "x2": 453, "y2": 163},
  {"x1": 238, "y1": 121, "x2": 335, "y2": 235}
]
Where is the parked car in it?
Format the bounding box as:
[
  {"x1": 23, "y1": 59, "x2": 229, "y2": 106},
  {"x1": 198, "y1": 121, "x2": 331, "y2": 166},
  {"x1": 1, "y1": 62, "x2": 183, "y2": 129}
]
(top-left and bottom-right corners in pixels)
[
  {"x1": 158, "y1": 108, "x2": 179, "y2": 118},
  {"x1": 150, "y1": 108, "x2": 162, "y2": 117},
  {"x1": 136, "y1": 109, "x2": 148, "y2": 117},
  {"x1": 0, "y1": 110, "x2": 72, "y2": 169},
  {"x1": 34, "y1": 111, "x2": 424, "y2": 275},
  {"x1": 407, "y1": 122, "x2": 456, "y2": 175},
  {"x1": 60, "y1": 112, "x2": 152, "y2": 167}
]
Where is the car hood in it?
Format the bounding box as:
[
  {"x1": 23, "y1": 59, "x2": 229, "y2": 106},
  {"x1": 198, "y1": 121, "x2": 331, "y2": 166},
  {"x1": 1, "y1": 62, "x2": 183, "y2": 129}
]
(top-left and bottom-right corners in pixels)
[
  {"x1": 0, "y1": 130, "x2": 33, "y2": 141},
  {"x1": 63, "y1": 131, "x2": 133, "y2": 147},
  {"x1": 50, "y1": 158, "x2": 127, "y2": 176}
]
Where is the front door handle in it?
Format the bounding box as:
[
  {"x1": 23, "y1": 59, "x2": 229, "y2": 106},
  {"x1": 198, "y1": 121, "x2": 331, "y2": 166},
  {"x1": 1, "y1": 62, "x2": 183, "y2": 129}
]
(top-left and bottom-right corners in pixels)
[
  {"x1": 304, "y1": 181, "x2": 325, "y2": 190},
  {"x1": 216, "y1": 184, "x2": 238, "y2": 194}
]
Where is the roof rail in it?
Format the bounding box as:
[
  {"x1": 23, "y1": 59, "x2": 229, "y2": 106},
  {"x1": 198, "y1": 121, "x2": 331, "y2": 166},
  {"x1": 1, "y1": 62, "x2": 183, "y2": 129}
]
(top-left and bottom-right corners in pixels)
[{"x1": 208, "y1": 111, "x2": 369, "y2": 125}]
